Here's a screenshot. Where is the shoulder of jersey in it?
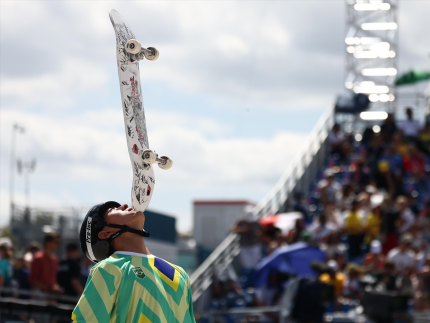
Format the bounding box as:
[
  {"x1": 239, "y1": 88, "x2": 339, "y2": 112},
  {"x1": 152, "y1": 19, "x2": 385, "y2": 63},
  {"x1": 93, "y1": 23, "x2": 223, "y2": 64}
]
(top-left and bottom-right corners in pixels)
[{"x1": 92, "y1": 254, "x2": 126, "y2": 272}]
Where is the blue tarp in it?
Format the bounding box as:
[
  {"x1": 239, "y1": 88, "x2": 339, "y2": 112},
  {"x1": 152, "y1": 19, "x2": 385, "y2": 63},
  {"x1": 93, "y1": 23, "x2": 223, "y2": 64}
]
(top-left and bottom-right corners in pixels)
[{"x1": 256, "y1": 242, "x2": 326, "y2": 287}]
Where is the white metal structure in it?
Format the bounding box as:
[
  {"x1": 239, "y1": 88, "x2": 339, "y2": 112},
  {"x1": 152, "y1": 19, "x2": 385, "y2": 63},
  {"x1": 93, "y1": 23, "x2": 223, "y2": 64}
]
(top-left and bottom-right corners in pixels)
[{"x1": 344, "y1": 0, "x2": 398, "y2": 108}]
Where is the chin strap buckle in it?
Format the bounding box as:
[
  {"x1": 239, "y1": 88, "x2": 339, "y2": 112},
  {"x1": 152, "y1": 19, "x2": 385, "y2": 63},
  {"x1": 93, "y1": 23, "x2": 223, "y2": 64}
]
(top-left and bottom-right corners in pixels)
[{"x1": 104, "y1": 222, "x2": 150, "y2": 242}]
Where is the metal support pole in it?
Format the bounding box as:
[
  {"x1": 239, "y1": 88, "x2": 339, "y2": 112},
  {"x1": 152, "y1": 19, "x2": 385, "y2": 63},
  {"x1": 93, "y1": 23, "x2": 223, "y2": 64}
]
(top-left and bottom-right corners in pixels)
[{"x1": 9, "y1": 124, "x2": 25, "y2": 218}]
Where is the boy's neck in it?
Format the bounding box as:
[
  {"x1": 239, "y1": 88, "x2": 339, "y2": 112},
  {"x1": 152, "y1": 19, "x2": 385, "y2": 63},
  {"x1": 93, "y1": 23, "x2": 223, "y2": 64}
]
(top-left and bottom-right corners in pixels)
[{"x1": 114, "y1": 233, "x2": 151, "y2": 255}]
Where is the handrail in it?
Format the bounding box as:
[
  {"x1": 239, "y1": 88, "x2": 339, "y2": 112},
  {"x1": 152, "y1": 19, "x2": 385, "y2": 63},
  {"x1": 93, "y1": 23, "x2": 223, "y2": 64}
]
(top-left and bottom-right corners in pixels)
[
  {"x1": 253, "y1": 105, "x2": 335, "y2": 217},
  {"x1": 190, "y1": 104, "x2": 336, "y2": 310},
  {"x1": 190, "y1": 233, "x2": 240, "y2": 302},
  {"x1": 0, "y1": 287, "x2": 79, "y2": 303}
]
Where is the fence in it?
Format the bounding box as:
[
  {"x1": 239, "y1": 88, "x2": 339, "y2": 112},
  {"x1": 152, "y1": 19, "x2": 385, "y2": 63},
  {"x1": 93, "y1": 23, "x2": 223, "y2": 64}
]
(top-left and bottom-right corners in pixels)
[
  {"x1": 10, "y1": 204, "x2": 88, "y2": 257},
  {"x1": 190, "y1": 104, "x2": 336, "y2": 315},
  {"x1": 0, "y1": 287, "x2": 78, "y2": 323}
]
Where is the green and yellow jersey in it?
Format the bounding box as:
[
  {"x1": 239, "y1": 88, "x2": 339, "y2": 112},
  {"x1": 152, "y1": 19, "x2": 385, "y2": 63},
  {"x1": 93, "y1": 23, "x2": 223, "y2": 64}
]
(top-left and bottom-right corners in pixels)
[{"x1": 71, "y1": 251, "x2": 196, "y2": 323}]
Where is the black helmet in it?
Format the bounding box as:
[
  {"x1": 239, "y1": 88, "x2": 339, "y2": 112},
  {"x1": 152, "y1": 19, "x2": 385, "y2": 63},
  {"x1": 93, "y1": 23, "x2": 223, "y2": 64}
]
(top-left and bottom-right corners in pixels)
[{"x1": 80, "y1": 201, "x2": 150, "y2": 263}]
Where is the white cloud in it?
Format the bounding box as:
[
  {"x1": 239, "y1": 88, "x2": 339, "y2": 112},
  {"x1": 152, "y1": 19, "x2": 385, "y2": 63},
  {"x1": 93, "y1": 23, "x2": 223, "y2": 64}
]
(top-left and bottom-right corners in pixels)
[
  {"x1": 0, "y1": 108, "x2": 306, "y2": 231},
  {"x1": 1, "y1": 1, "x2": 429, "y2": 233}
]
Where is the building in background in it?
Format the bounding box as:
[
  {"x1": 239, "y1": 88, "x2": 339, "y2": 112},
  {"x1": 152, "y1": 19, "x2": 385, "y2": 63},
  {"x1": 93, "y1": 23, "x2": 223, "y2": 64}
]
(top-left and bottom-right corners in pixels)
[
  {"x1": 193, "y1": 200, "x2": 254, "y2": 264},
  {"x1": 142, "y1": 209, "x2": 177, "y2": 264},
  {"x1": 177, "y1": 233, "x2": 197, "y2": 274}
]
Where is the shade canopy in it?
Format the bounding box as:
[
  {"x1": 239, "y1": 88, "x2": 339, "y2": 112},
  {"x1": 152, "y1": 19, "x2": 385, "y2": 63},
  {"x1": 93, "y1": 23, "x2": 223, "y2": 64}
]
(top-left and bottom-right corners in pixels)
[
  {"x1": 259, "y1": 212, "x2": 303, "y2": 234},
  {"x1": 395, "y1": 69, "x2": 430, "y2": 86},
  {"x1": 255, "y1": 242, "x2": 326, "y2": 287}
]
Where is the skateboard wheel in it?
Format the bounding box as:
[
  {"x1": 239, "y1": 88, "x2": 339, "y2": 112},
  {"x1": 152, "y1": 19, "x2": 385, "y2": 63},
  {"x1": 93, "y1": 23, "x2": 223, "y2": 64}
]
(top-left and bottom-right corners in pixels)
[
  {"x1": 158, "y1": 156, "x2": 172, "y2": 170},
  {"x1": 141, "y1": 149, "x2": 157, "y2": 164},
  {"x1": 126, "y1": 39, "x2": 141, "y2": 54},
  {"x1": 145, "y1": 47, "x2": 159, "y2": 61}
]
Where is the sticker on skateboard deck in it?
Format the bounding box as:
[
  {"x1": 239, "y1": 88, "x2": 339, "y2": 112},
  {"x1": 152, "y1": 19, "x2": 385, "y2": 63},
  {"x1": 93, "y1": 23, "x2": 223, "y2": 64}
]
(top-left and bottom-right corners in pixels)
[{"x1": 109, "y1": 9, "x2": 172, "y2": 212}]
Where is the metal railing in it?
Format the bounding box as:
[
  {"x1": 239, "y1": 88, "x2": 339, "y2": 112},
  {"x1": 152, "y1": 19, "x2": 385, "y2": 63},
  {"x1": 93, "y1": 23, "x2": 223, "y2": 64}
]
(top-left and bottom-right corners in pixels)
[
  {"x1": 0, "y1": 287, "x2": 78, "y2": 323},
  {"x1": 190, "y1": 104, "x2": 336, "y2": 312}
]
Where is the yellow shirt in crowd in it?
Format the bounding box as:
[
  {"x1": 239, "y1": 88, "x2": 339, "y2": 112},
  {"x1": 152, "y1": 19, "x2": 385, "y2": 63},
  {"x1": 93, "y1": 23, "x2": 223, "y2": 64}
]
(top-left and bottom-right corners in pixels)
[
  {"x1": 366, "y1": 212, "x2": 381, "y2": 243},
  {"x1": 320, "y1": 272, "x2": 346, "y2": 298},
  {"x1": 344, "y1": 211, "x2": 364, "y2": 235}
]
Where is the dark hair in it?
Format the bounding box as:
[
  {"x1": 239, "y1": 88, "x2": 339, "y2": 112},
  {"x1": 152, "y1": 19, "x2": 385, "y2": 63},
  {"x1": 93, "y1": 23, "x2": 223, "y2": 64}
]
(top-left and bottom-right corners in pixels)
[
  {"x1": 26, "y1": 241, "x2": 41, "y2": 253},
  {"x1": 0, "y1": 244, "x2": 13, "y2": 260},
  {"x1": 384, "y1": 260, "x2": 395, "y2": 270},
  {"x1": 66, "y1": 242, "x2": 79, "y2": 252},
  {"x1": 43, "y1": 232, "x2": 59, "y2": 247}
]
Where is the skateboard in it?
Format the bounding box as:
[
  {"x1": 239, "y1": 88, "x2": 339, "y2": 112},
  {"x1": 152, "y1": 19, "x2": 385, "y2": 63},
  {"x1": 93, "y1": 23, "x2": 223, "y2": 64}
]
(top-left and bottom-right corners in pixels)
[{"x1": 109, "y1": 9, "x2": 172, "y2": 212}]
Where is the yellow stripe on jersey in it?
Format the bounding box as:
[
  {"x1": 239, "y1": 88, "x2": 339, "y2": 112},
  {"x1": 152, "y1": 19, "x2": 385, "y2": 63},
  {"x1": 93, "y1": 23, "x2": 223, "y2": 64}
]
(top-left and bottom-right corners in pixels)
[
  {"x1": 148, "y1": 257, "x2": 181, "y2": 292},
  {"x1": 91, "y1": 267, "x2": 115, "y2": 312},
  {"x1": 138, "y1": 313, "x2": 153, "y2": 323},
  {"x1": 71, "y1": 313, "x2": 77, "y2": 323},
  {"x1": 78, "y1": 295, "x2": 100, "y2": 323},
  {"x1": 128, "y1": 281, "x2": 168, "y2": 323}
]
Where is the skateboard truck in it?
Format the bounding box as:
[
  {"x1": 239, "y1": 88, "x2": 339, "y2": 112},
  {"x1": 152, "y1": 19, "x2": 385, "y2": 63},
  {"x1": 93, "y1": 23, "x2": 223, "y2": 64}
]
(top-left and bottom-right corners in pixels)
[
  {"x1": 126, "y1": 39, "x2": 159, "y2": 62},
  {"x1": 141, "y1": 149, "x2": 172, "y2": 170}
]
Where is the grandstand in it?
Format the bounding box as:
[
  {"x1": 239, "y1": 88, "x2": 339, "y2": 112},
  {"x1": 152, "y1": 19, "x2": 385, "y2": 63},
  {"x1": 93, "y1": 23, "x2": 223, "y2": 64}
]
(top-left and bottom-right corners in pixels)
[{"x1": 189, "y1": 1, "x2": 430, "y2": 321}]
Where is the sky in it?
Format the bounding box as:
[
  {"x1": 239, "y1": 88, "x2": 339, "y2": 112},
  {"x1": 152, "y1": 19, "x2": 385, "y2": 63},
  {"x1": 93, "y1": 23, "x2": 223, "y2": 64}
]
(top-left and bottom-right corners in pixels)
[{"x1": 1, "y1": 1, "x2": 429, "y2": 234}]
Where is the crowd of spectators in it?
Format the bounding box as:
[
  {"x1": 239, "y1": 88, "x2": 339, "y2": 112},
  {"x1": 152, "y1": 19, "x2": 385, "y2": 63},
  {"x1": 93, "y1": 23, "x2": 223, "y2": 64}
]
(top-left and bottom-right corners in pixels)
[
  {"x1": 221, "y1": 107, "x2": 430, "y2": 321},
  {"x1": 0, "y1": 233, "x2": 93, "y2": 305}
]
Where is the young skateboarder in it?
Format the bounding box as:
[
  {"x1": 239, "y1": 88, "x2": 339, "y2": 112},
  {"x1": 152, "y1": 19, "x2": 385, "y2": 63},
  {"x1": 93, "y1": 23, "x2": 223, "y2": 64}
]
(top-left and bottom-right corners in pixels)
[{"x1": 72, "y1": 201, "x2": 195, "y2": 323}]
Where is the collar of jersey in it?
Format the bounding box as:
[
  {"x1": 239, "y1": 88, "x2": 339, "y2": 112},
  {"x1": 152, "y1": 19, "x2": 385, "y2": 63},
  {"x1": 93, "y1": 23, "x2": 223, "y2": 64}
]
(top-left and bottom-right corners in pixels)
[{"x1": 114, "y1": 251, "x2": 155, "y2": 258}]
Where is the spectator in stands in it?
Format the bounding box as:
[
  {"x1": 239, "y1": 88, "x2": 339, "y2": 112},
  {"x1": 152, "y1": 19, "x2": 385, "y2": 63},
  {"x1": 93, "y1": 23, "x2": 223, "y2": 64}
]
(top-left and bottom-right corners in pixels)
[
  {"x1": 392, "y1": 132, "x2": 410, "y2": 158},
  {"x1": 0, "y1": 244, "x2": 13, "y2": 289},
  {"x1": 265, "y1": 227, "x2": 284, "y2": 256},
  {"x1": 417, "y1": 201, "x2": 430, "y2": 234},
  {"x1": 319, "y1": 170, "x2": 342, "y2": 206},
  {"x1": 80, "y1": 256, "x2": 94, "y2": 287},
  {"x1": 380, "y1": 197, "x2": 400, "y2": 254},
  {"x1": 286, "y1": 218, "x2": 305, "y2": 244},
  {"x1": 404, "y1": 144, "x2": 426, "y2": 174},
  {"x1": 396, "y1": 196, "x2": 416, "y2": 234},
  {"x1": 340, "y1": 182, "x2": 356, "y2": 211},
  {"x1": 344, "y1": 264, "x2": 362, "y2": 300},
  {"x1": 372, "y1": 260, "x2": 397, "y2": 291},
  {"x1": 363, "y1": 240, "x2": 385, "y2": 272},
  {"x1": 255, "y1": 269, "x2": 286, "y2": 322},
  {"x1": 29, "y1": 232, "x2": 62, "y2": 296},
  {"x1": 357, "y1": 162, "x2": 373, "y2": 192},
  {"x1": 321, "y1": 232, "x2": 347, "y2": 260},
  {"x1": 415, "y1": 255, "x2": 430, "y2": 310},
  {"x1": 308, "y1": 214, "x2": 336, "y2": 244},
  {"x1": 291, "y1": 192, "x2": 310, "y2": 224},
  {"x1": 365, "y1": 194, "x2": 383, "y2": 244},
  {"x1": 387, "y1": 234, "x2": 415, "y2": 273},
  {"x1": 57, "y1": 242, "x2": 83, "y2": 300},
  {"x1": 398, "y1": 107, "x2": 421, "y2": 139},
  {"x1": 381, "y1": 113, "x2": 398, "y2": 142},
  {"x1": 367, "y1": 134, "x2": 385, "y2": 168},
  {"x1": 344, "y1": 200, "x2": 366, "y2": 261},
  {"x1": 335, "y1": 251, "x2": 347, "y2": 273},
  {"x1": 328, "y1": 124, "x2": 346, "y2": 157},
  {"x1": 320, "y1": 260, "x2": 345, "y2": 309},
  {"x1": 13, "y1": 257, "x2": 31, "y2": 297},
  {"x1": 396, "y1": 266, "x2": 416, "y2": 296},
  {"x1": 231, "y1": 210, "x2": 261, "y2": 270},
  {"x1": 23, "y1": 241, "x2": 41, "y2": 265},
  {"x1": 416, "y1": 241, "x2": 429, "y2": 271},
  {"x1": 409, "y1": 224, "x2": 425, "y2": 252},
  {"x1": 417, "y1": 122, "x2": 430, "y2": 155}
]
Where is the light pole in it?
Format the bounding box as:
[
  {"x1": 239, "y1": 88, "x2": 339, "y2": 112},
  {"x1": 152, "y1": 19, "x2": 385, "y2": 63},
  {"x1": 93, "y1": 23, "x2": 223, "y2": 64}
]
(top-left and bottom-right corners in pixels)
[
  {"x1": 17, "y1": 159, "x2": 37, "y2": 207},
  {"x1": 10, "y1": 124, "x2": 25, "y2": 216}
]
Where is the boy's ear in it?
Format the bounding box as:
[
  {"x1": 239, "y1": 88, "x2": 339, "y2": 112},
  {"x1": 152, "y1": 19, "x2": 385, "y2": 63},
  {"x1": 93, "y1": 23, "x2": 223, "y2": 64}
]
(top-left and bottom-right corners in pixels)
[{"x1": 98, "y1": 230, "x2": 114, "y2": 240}]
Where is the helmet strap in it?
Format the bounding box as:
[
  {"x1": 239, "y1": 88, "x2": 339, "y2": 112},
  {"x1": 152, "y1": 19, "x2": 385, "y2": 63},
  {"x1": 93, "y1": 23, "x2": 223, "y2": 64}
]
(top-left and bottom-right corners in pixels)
[{"x1": 103, "y1": 222, "x2": 150, "y2": 243}]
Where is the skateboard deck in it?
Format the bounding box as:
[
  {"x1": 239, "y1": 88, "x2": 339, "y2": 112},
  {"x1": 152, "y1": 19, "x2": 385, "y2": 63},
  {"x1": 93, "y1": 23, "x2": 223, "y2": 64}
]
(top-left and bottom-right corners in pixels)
[{"x1": 109, "y1": 9, "x2": 156, "y2": 212}]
